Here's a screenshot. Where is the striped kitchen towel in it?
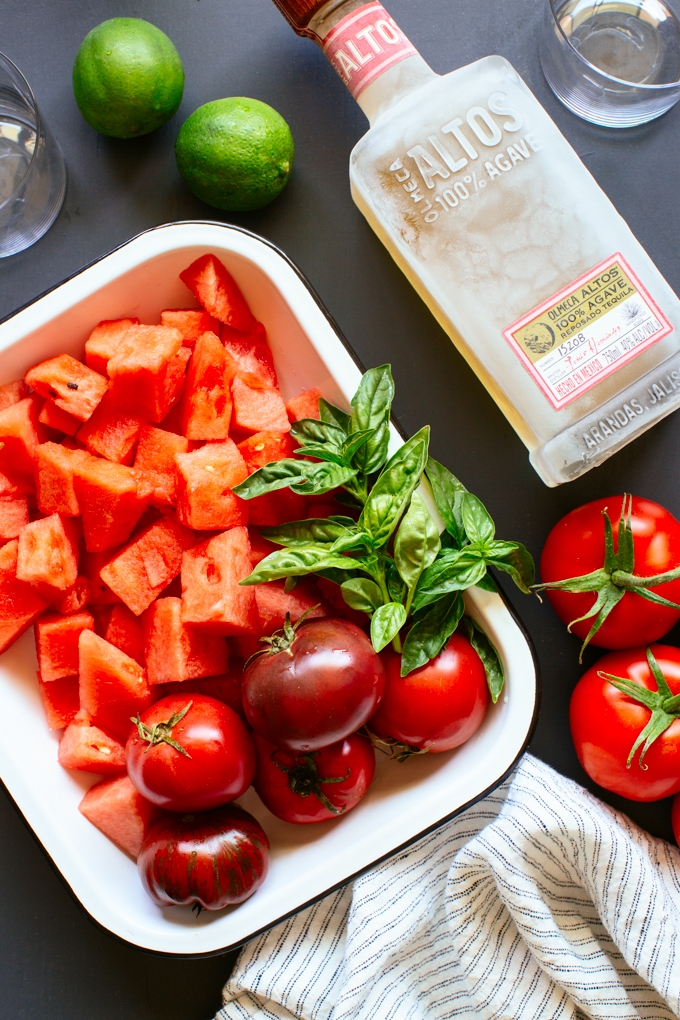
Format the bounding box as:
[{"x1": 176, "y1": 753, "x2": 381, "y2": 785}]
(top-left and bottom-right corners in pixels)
[{"x1": 217, "y1": 754, "x2": 680, "y2": 1020}]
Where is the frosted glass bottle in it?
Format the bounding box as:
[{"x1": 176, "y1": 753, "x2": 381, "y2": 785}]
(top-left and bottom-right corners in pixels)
[{"x1": 271, "y1": 0, "x2": 680, "y2": 485}]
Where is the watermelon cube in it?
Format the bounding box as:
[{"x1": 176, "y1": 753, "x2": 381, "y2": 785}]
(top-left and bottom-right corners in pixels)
[
  {"x1": 77, "y1": 391, "x2": 145, "y2": 464},
  {"x1": 37, "y1": 672, "x2": 80, "y2": 730},
  {"x1": 132, "y1": 426, "x2": 189, "y2": 508},
  {"x1": 158, "y1": 669, "x2": 243, "y2": 717},
  {"x1": 144, "y1": 597, "x2": 229, "y2": 684},
  {"x1": 238, "y1": 431, "x2": 305, "y2": 526},
  {"x1": 181, "y1": 526, "x2": 259, "y2": 635},
  {"x1": 179, "y1": 254, "x2": 255, "y2": 332},
  {"x1": 99, "y1": 517, "x2": 196, "y2": 615},
  {"x1": 175, "y1": 440, "x2": 248, "y2": 530},
  {"x1": 0, "y1": 540, "x2": 50, "y2": 652},
  {"x1": 73, "y1": 458, "x2": 147, "y2": 552},
  {"x1": 58, "y1": 715, "x2": 127, "y2": 775},
  {"x1": 0, "y1": 379, "x2": 29, "y2": 411},
  {"x1": 103, "y1": 604, "x2": 145, "y2": 665},
  {"x1": 36, "y1": 443, "x2": 90, "y2": 517},
  {"x1": 82, "y1": 549, "x2": 121, "y2": 605},
  {"x1": 79, "y1": 775, "x2": 161, "y2": 859},
  {"x1": 84, "y1": 318, "x2": 140, "y2": 375},
  {"x1": 160, "y1": 309, "x2": 221, "y2": 347},
  {"x1": 25, "y1": 355, "x2": 108, "y2": 422},
  {"x1": 0, "y1": 497, "x2": 29, "y2": 540},
  {"x1": 35, "y1": 610, "x2": 95, "y2": 681},
  {"x1": 107, "y1": 325, "x2": 190, "y2": 423},
  {"x1": 16, "y1": 513, "x2": 80, "y2": 591},
  {"x1": 53, "y1": 575, "x2": 91, "y2": 616},
  {"x1": 0, "y1": 396, "x2": 46, "y2": 494},
  {"x1": 286, "y1": 388, "x2": 322, "y2": 423},
  {"x1": 254, "y1": 579, "x2": 328, "y2": 636},
  {"x1": 38, "y1": 399, "x2": 82, "y2": 437},
  {"x1": 248, "y1": 528, "x2": 278, "y2": 565},
  {"x1": 231, "y1": 375, "x2": 290, "y2": 434},
  {"x1": 79, "y1": 629, "x2": 152, "y2": 742},
  {"x1": 180, "y1": 331, "x2": 237, "y2": 440},
  {"x1": 222, "y1": 322, "x2": 278, "y2": 389}
]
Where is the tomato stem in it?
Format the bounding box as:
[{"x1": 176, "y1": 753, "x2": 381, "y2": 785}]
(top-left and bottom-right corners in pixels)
[
  {"x1": 533, "y1": 495, "x2": 680, "y2": 660},
  {"x1": 600, "y1": 646, "x2": 680, "y2": 768},
  {"x1": 271, "y1": 750, "x2": 349, "y2": 814},
  {"x1": 131, "y1": 701, "x2": 193, "y2": 757}
]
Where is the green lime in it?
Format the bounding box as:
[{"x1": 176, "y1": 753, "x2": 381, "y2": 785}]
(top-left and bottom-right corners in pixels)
[
  {"x1": 73, "y1": 18, "x2": 184, "y2": 139},
  {"x1": 175, "y1": 98, "x2": 294, "y2": 212}
]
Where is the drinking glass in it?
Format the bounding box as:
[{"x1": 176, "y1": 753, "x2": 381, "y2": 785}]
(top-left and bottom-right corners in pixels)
[
  {"x1": 540, "y1": 0, "x2": 680, "y2": 127},
  {"x1": 0, "y1": 51, "x2": 66, "y2": 257}
]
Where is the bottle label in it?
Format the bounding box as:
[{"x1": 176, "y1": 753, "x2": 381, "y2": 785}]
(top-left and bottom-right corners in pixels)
[
  {"x1": 322, "y1": 2, "x2": 418, "y2": 100},
  {"x1": 503, "y1": 253, "x2": 672, "y2": 410}
]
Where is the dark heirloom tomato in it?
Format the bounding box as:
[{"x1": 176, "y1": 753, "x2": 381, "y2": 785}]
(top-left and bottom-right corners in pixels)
[
  {"x1": 138, "y1": 805, "x2": 269, "y2": 910},
  {"x1": 126, "y1": 694, "x2": 255, "y2": 812},
  {"x1": 570, "y1": 644, "x2": 680, "y2": 801},
  {"x1": 242, "y1": 618, "x2": 385, "y2": 752},
  {"x1": 370, "y1": 634, "x2": 489, "y2": 753},
  {"x1": 540, "y1": 496, "x2": 680, "y2": 650},
  {"x1": 253, "y1": 731, "x2": 375, "y2": 824}
]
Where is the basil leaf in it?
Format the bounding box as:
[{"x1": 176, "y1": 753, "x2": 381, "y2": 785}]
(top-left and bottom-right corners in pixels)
[
  {"x1": 319, "y1": 398, "x2": 351, "y2": 434},
  {"x1": 351, "y1": 365, "x2": 394, "y2": 475},
  {"x1": 284, "y1": 576, "x2": 299, "y2": 593},
  {"x1": 330, "y1": 531, "x2": 373, "y2": 554},
  {"x1": 475, "y1": 573, "x2": 498, "y2": 593},
  {"x1": 334, "y1": 490, "x2": 364, "y2": 510},
  {"x1": 328, "y1": 516, "x2": 358, "y2": 528},
  {"x1": 289, "y1": 462, "x2": 358, "y2": 496},
  {"x1": 341, "y1": 578, "x2": 384, "y2": 614},
  {"x1": 413, "y1": 549, "x2": 488, "y2": 610},
  {"x1": 425, "y1": 457, "x2": 467, "y2": 549},
  {"x1": 240, "y1": 546, "x2": 361, "y2": 585},
  {"x1": 400, "y1": 592, "x2": 464, "y2": 676},
  {"x1": 260, "y1": 519, "x2": 353, "y2": 547},
  {"x1": 486, "y1": 541, "x2": 535, "y2": 594},
  {"x1": 394, "y1": 492, "x2": 440, "y2": 592},
  {"x1": 233, "y1": 459, "x2": 311, "y2": 499},
  {"x1": 464, "y1": 617, "x2": 504, "y2": 703},
  {"x1": 462, "y1": 493, "x2": 496, "y2": 545},
  {"x1": 370, "y1": 602, "x2": 407, "y2": 653},
  {"x1": 359, "y1": 426, "x2": 430, "y2": 549},
  {"x1": 341, "y1": 429, "x2": 376, "y2": 464},
  {"x1": 387, "y1": 559, "x2": 407, "y2": 605},
  {"x1": 292, "y1": 444, "x2": 344, "y2": 464},
  {"x1": 290, "y1": 418, "x2": 345, "y2": 448}
]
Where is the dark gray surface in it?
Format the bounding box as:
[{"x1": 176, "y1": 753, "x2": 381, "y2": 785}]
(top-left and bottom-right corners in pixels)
[{"x1": 2, "y1": 0, "x2": 680, "y2": 1016}]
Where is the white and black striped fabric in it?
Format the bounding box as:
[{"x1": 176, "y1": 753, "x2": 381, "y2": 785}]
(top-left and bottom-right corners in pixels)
[{"x1": 217, "y1": 754, "x2": 680, "y2": 1020}]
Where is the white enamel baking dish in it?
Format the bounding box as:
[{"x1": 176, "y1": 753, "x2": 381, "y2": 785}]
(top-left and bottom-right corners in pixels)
[{"x1": 0, "y1": 222, "x2": 539, "y2": 956}]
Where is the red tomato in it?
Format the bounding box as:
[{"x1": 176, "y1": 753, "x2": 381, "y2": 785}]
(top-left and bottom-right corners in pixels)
[
  {"x1": 541, "y1": 496, "x2": 680, "y2": 649},
  {"x1": 126, "y1": 695, "x2": 255, "y2": 812},
  {"x1": 570, "y1": 644, "x2": 680, "y2": 801},
  {"x1": 242, "y1": 618, "x2": 385, "y2": 752},
  {"x1": 253, "y1": 731, "x2": 375, "y2": 824},
  {"x1": 138, "y1": 805, "x2": 269, "y2": 910},
  {"x1": 370, "y1": 633, "x2": 489, "y2": 753}
]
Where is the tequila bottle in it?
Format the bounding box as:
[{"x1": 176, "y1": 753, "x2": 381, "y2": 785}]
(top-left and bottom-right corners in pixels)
[{"x1": 271, "y1": 0, "x2": 680, "y2": 485}]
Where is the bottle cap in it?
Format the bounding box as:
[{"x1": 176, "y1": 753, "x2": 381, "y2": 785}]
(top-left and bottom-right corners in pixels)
[{"x1": 270, "y1": 0, "x2": 328, "y2": 35}]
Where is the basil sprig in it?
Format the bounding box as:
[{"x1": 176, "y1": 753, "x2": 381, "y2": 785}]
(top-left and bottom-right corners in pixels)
[{"x1": 234, "y1": 367, "x2": 534, "y2": 699}]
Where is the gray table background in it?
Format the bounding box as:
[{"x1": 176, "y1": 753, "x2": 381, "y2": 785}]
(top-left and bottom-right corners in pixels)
[{"x1": 2, "y1": 0, "x2": 680, "y2": 1016}]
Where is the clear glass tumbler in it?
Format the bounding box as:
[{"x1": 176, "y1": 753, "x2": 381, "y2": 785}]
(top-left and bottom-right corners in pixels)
[
  {"x1": 540, "y1": 0, "x2": 680, "y2": 127},
  {"x1": 0, "y1": 51, "x2": 66, "y2": 257}
]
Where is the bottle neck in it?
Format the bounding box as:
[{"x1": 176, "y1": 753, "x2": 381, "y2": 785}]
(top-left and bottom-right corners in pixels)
[{"x1": 307, "y1": 0, "x2": 437, "y2": 126}]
